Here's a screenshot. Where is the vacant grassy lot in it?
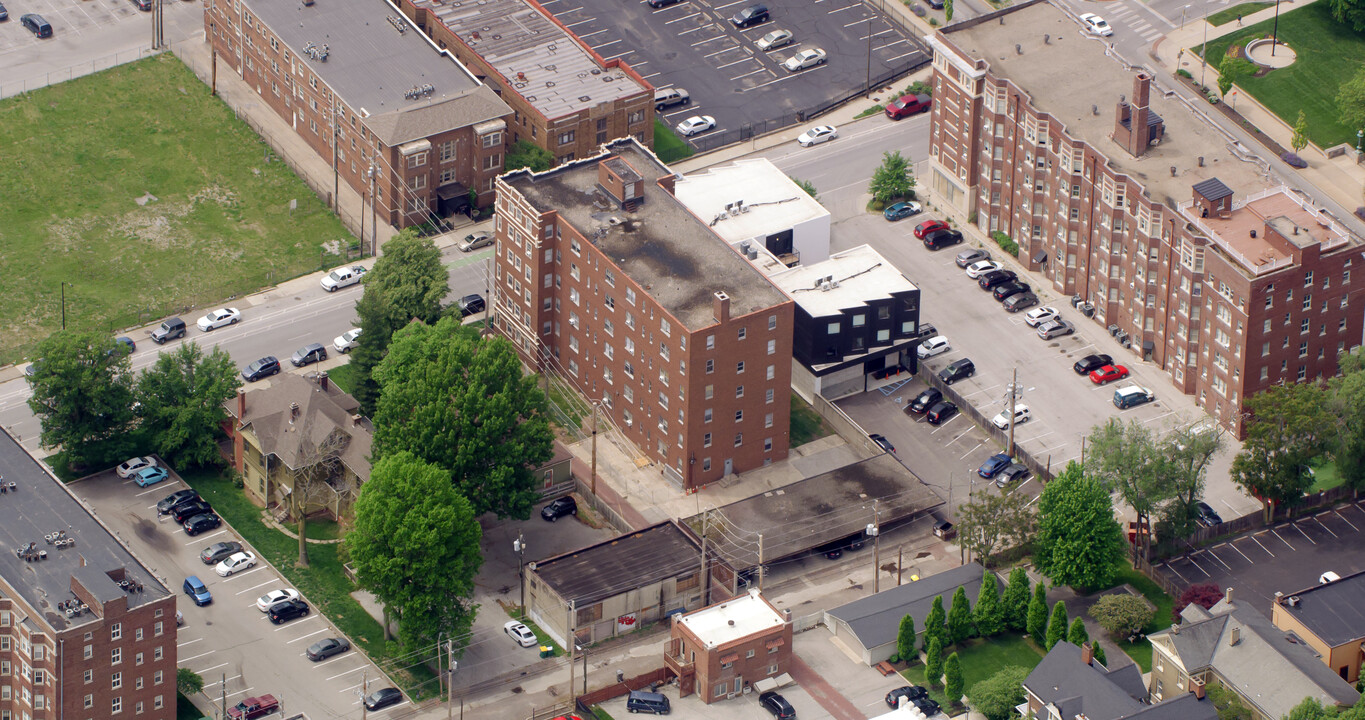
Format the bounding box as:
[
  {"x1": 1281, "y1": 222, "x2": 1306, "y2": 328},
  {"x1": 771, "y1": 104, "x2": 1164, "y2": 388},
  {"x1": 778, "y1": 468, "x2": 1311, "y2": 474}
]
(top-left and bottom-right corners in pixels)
[
  {"x1": 901, "y1": 634, "x2": 1046, "y2": 714},
  {"x1": 0, "y1": 53, "x2": 352, "y2": 365},
  {"x1": 790, "y1": 394, "x2": 834, "y2": 446},
  {"x1": 652, "y1": 120, "x2": 695, "y2": 164},
  {"x1": 1198, "y1": 2, "x2": 1365, "y2": 148}
]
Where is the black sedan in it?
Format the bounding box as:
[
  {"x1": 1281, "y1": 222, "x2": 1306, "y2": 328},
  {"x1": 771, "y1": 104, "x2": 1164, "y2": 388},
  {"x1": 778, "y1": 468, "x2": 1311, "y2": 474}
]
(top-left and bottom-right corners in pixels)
[
  {"x1": 541, "y1": 496, "x2": 577, "y2": 521},
  {"x1": 978, "y1": 270, "x2": 1018, "y2": 289},
  {"x1": 364, "y1": 688, "x2": 403, "y2": 711},
  {"x1": 993, "y1": 281, "x2": 1031, "y2": 301},
  {"x1": 157, "y1": 489, "x2": 200, "y2": 515},
  {"x1": 906, "y1": 388, "x2": 942, "y2": 414},
  {"x1": 200, "y1": 541, "x2": 244, "y2": 565},
  {"x1": 242, "y1": 356, "x2": 281, "y2": 382},
  {"x1": 306, "y1": 637, "x2": 352, "y2": 661},
  {"x1": 1074, "y1": 353, "x2": 1113, "y2": 375},
  {"x1": 996, "y1": 463, "x2": 1030, "y2": 488},
  {"x1": 886, "y1": 686, "x2": 927, "y2": 709},
  {"x1": 1196, "y1": 501, "x2": 1224, "y2": 527}
]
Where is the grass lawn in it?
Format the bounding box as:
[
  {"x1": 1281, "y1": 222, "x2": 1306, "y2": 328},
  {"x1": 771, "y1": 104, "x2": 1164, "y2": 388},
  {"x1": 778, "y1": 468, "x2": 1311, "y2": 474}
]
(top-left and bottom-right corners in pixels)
[
  {"x1": 180, "y1": 468, "x2": 438, "y2": 698},
  {"x1": 789, "y1": 394, "x2": 834, "y2": 446},
  {"x1": 321, "y1": 361, "x2": 360, "y2": 395},
  {"x1": 1206, "y1": 2, "x2": 1272, "y2": 26},
  {"x1": 901, "y1": 634, "x2": 1046, "y2": 713},
  {"x1": 1197, "y1": 1, "x2": 1365, "y2": 148},
  {"x1": 1309, "y1": 458, "x2": 1345, "y2": 491},
  {"x1": 0, "y1": 53, "x2": 353, "y2": 366},
  {"x1": 1104, "y1": 560, "x2": 1176, "y2": 673},
  {"x1": 652, "y1": 120, "x2": 695, "y2": 164}
]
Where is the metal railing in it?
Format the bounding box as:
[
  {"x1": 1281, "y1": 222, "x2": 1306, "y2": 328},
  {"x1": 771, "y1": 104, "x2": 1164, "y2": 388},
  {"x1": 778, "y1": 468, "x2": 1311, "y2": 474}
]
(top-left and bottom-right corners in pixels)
[{"x1": 1, "y1": 47, "x2": 168, "y2": 100}]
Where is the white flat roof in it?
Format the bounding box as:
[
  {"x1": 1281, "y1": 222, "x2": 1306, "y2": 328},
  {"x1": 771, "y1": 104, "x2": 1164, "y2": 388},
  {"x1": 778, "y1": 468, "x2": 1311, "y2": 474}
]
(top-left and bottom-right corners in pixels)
[
  {"x1": 678, "y1": 588, "x2": 785, "y2": 648},
  {"x1": 674, "y1": 159, "x2": 829, "y2": 245},
  {"x1": 769, "y1": 245, "x2": 918, "y2": 317}
]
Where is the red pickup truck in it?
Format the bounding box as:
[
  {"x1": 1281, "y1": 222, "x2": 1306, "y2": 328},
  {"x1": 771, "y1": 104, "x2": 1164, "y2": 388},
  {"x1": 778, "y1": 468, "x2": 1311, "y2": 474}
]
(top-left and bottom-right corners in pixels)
[{"x1": 227, "y1": 694, "x2": 279, "y2": 719}]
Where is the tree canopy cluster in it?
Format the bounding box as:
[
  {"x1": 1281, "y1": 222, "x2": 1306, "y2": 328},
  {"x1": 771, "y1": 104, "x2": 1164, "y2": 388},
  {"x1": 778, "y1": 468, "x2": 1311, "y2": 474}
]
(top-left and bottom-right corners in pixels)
[{"x1": 1034, "y1": 462, "x2": 1126, "y2": 590}]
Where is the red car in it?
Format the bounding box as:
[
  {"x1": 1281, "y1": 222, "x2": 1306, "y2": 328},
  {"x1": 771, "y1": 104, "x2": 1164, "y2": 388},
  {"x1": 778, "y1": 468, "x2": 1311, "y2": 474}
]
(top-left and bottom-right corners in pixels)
[
  {"x1": 914, "y1": 219, "x2": 949, "y2": 239},
  {"x1": 1089, "y1": 364, "x2": 1130, "y2": 385},
  {"x1": 227, "y1": 695, "x2": 279, "y2": 720},
  {"x1": 885, "y1": 93, "x2": 932, "y2": 120}
]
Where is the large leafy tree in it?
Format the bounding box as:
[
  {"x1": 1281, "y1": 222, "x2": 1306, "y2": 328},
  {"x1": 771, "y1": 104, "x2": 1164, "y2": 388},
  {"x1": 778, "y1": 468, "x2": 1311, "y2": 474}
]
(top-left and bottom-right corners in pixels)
[
  {"x1": 1232, "y1": 383, "x2": 1332, "y2": 521},
  {"x1": 1085, "y1": 418, "x2": 1174, "y2": 561},
  {"x1": 26, "y1": 330, "x2": 137, "y2": 471},
  {"x1": 136, "y1": 343, "x2": 241, "y2": 469},
  {"x1": 1338, "y1": 67, "x2": 1365, "y2": 135},
  {"x1": 1035, "y1": 462, "x2": 1125, "y2": 590},
  {"x1": 974, "y1": 573, "x2": 1004, "y2": 638},
  {"x1": 869, "y1": 150, "x2": 916, "y2": 205},
  {"x1": 505, "y1": 140, "x2": 555, "y2": 173},
  {"x1": 957, "y1": 490, "x2": 1036, "y2": 567},
  {"x1": 1329, "y1": 349, "x2": 1365, "y2": 492},
  {"x1": 1088, "y1": 594, "x2": 1154, "y2": 638},
  {"x1": 1329, "y1": 0, "x2": 1365, "y2": 31},
  {"x1": 346, "y1": 452, "x2": 483, "y2": 651},
  {"x1": 373, "y1": 317, "x2": 553, "y2": 519},
  {"x1": 1002, "y1": 567, "x2": 1031, "y2": 631},
  {"x1": 350, "y1": 230, "x2": 450, "y2": 413},
  {"x1": 969, "y1": 666, "x2": 1029, "y2": 720},
  {"x1": 947, "y1": 586, "x2": 975, "y2": 645},
  {"x1": 1162, "y1": 423, "x2": 1225, "y2": 538}
]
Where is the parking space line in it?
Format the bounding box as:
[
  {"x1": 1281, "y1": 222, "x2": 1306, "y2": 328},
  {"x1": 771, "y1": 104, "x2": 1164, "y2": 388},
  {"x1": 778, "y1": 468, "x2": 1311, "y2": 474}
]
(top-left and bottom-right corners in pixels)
[
  {"x1": 678, "y1": 25, "x2": 707, "y2": 35},
  {"x1": 873, "y1": 39, "x2": 908, "y2": 52},
  {"x1": 716, "y1": 56, "x2": 754, "y2": 69},
  {"x1": 1269, "y1": 527, "x2": 1296, "y2": 550},
  {"x1": 185, "y1": 531, "x2": 227, "y2": 545},
  {"x1": 947, "y1": 426, "x2": 976, "y2": 446},
  {"x1": 182, "y1": 650, "x2": 215, "y2": 663},
  {"x1": 641, "y1": 71, "x2": 662, "y2": 80},
  {"x1": 713, "y1": 0, "x2": 748, "y2": 8},
  {"x1": 930, "y1": 415, "x2": 962, "y2": 434},
  {"x1": 287, "y1": 628, "x2": 329, "y2": 643},
  {"x1": 236, "y1": 579, "x2": 277, "y2": 595},
  {"x1": 1333, "y1": 509, "x2": 1360, "y2": 532},
  {"x1": 1313, "y1": 515, "x2": 1340, "y2": 539},
  {"x1": 1289, "y1": 522, "x2": 1317, "y2": 544},
  {"x1": 1161, "y1": 562, "x2": 1188, "y2": 584},
  {"x1": 225, "y1": 688, "x2": 254, "y2": 700},
  {"x1": 1201, "y1": 547, "x2": 1232, "y2": 571},
  {"x1": 275, "y1": 616, "x2": 320, "y2": 632},
  {"x1": 959, "y1": 441, "x2": 984, "y2": 459},
  {"x1": 885, "y1": 49, "x2": 923, "y2": 63},
  {"x1": 592, "y1": 38, "x2": 623, "y2": 49},
  {"x1": 202, "y1": 672, "x2": 240, "y2": 688},
  {"x1": 704, "y1": 45, "x2": 740, "y2": 58},
  {"x1": 1184, "y1": 555, "x2": 1211, "y2": 577},
  {"x1": 327, "y1": 666, "x2": 369, "y2": 682},
  {"x1": 730, "y1": 68, "x2": 767, "y2": 81},
  {"x1": 559, "y1": 5, "x2": 583, "y2": 12},
  {"x1": 664, "y1": 11, "x2": 699, "y2": 23},
  {"x1": 826, "y1": 2, "x2": 863, "y2": 12},
  {"x1": 1142, "y1": 411, "x2": 1175, "y2": 424},
  {"x1": 577, "y1": 28, "x2": 609, "y2": 38},
  {"x1": 1249, "y1": 533, "x2": 1276, "y2": 557},
  {"x1": 604, "y1": 50, "x2": 635, "y2": 61},
  {"x1": 219, "y1": 567, "x2": 265, "y2": 583},
  {"x1": 1224, "y1": 541, "x2": 1254, "y2": 564},
  {"x1": 561, "y1": 18, "x2": 592, "y2": 27},
  {"x1": 136, "y1": 485, "x2": 175, "y2": 497},
  {"x1": 177, "y1": 638, "x2": 203, "y2": 648}
]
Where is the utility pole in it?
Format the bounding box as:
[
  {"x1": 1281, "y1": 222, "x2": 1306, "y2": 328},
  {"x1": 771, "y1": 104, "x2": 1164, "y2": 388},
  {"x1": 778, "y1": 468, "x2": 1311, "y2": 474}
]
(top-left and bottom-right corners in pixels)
[
  {"x1": 361, "y1": 669, "x2": 368, "y2": 720},
  {"x1": 484, "y1": 258, "x2": 492, "y2": 329},
  {"x1": 897, "y1": 547, "x2": 903, "y2": 586},
  {"x1": 568, "y1": 600, "x2": 577, "y2": 707},
  {"x1": 757, "y1": 534, "x2": 765, "y2": 590},
  {"x1": 872, "y1": 500, "x2": 881, "y2": 593},
  {"x1": 1199, "y1": 20, "x2": 1209, "y2": 88},
  {"x1": 221, "y1": 673, "x2": 226, "y2": 720},
  {"x1": 591, "y1": 402, "x2": 598, "y2": 496},
  {"x1": 1008, "y1": 367, "x2": 1019, "y2": 457},
  {"x1": 447, "y1": 639, "x2": 456, "y2": 720},
  {"x1": 699, "y1": 511, "x2": 709, "y2": 605},
  {"x1": 515, "y1": 531, "x2": 527, "y2": 612}
]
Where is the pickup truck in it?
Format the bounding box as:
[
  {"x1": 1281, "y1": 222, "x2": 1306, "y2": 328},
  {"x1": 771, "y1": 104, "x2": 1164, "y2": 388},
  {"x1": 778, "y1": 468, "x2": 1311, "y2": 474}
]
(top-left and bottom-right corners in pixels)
[
  {"x1": 320, "y1": 265, "x2": 367, "y2": 292},
  {"x1": 227, "y1": 694, "x2": 279, "y2": 719}
]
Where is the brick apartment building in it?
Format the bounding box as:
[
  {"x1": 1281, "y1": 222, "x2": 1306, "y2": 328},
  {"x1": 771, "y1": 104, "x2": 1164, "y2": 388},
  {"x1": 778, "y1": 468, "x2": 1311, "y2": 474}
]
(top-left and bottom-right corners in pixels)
[
  {"x1": 0, "y1": 430, "x2": 177, "y2": 720},
  {"x1": 396, "y1": 0, "x2": 654, "y2": 165},
  {"x1": 664, "y1": 588, "x2": 793, "y2": 703},
  {"x1": 204, "y1": 0, "x2": 513, "y2": 229},
  {"x1": 493, "y1": 138, "x2": 795, "y2": 490},
  {"x1": 926, "y1": 0, "x2": 1364, "y2": 434}
]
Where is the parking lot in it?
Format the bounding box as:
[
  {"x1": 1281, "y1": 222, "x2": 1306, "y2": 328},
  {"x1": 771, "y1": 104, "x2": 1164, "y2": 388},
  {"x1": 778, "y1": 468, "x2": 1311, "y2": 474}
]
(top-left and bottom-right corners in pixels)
[
  {"x1": 1155, "y1": 499, "x2": 1365, "y2": 609},
  {"x1": 540, "y1": 0, "x2": 928, "y2": 149},
  {"x1": 71, "y1": 470, "x2": 413, "y2": 719}
]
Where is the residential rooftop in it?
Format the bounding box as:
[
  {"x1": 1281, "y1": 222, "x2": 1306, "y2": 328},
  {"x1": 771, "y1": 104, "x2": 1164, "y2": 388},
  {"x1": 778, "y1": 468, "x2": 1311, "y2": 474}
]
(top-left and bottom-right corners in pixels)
[
  {"x1": 502, "y1": 139, "x2": 791, "y2": 329},
  {"x1": 1026, "y1": 641, "x2": 1215, "y2": 720},
  {"x1": 225, "y1": 373, "x2": 373, "y2": 478},
  {"x1": 249, "y1": 0, "x2": 509, "y2": 145},
  {"x1": 532, "y1": 520, "x2": 699, "y2": 606},
  {"x1": 936, "y1": 0, "x2": 1269, "y2": 218},
  {"x1": 1181, "y1": 186, "x2": 1358, "y2": 276},
  {"x1": 674, "y1": 159, "x2": 830, "y2": 250},
  {"x1": 678, "y1": 588, "x2": 786, "y2": 648},
  {"x1": 768, "y1": 245, "x2": 918, "y2": 318},
  {"x1": 1275, "y1": 570, "x2": 1365, "y2": 647},
  {"x1": 0, "y1": 429, "x2": 170, "y2": 631},
  {"x1": 409, "y1": 0, "x2": 648, "y2": 119},
  {"x1": 827, "y1": 564, "x2": 985, "y2": 652}
]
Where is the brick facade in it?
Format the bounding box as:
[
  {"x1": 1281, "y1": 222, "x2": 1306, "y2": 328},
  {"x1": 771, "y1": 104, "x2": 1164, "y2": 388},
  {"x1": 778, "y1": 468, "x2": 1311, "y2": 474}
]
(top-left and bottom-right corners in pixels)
[{"x1": 665, "y1": 590, "x2": 792, "y2": 703}]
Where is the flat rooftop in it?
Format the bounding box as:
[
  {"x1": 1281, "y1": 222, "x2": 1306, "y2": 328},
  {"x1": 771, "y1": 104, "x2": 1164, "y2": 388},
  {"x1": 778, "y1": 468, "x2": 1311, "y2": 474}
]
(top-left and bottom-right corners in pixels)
[
  {"x1": 678, "y1": 588, "x2": 785, "y2": 648},
  {"x1": 1186, "y1": 188, "x2": 1357, "y2": 274},
  {"x1": 938, "y1": 0, "x2": 1270, "y2": 211},
  {"x1": 503, "y1": 139, "x2": 790, "y2": 329},
  {"x1": 673, "y1": 159, "x2": 830, "y2": 246},
  {"x1": 411, "y1": 0, "x2": 647, "y2": 119},
  {"x1": 532, "y1": 521, "x2": 699, "y2": 606},
  {"x1": 249, "y1": 0, "x2": 508, "y2": 145},
  {"x1": 0, "y1": 430, "x2": 170, "y2": 632},
  {"x1": 769, "y1": 245, "x2": 918, "y2": 318},
  {"x1": 1276, "y1": 570, "x2": 1365, "y2": 647}
]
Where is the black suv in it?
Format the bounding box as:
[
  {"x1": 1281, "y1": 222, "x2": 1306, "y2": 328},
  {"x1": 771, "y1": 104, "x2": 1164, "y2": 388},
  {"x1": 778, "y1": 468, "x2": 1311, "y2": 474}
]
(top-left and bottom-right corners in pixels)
[
  {"x1": 541, "y1": 496, "x2": 577, "y2": 521},
  {"x1": 290, "y1": 343, "x2": 328, "y2": 367},
  {"x1": 926, "y1": 400, "x2": 958, "y2": 425},
  {"x1": 978, "y1": 270, "x2": 1017, "y2": 289},
  {"x1": 886, "y1": 686, "x2": 927, "y2": 709},
  {"x1": 173, "y1": 501, "x2": 213, "y2": 524},
  {"x1": 1073, "y1": 353, "x2": 1113, "y2": 375},
  {"x1": 906, "y1": 388, "x2": 942, "y2": 414},
  {"x1": 1196, "y1": 501, "x2": 1224, "y2": 527},
  {"x1": 268, "y1": 598, "x2": 310, "y2": 624},
  {"x1": 923, "y1": 228, "x2": 964, "y2": 250},
  {"x1": 759, "y1": 691, "x2": 795, "y2": 719},
  {"x1": 151, "y1": 317, "x2": 186, "y2": 344},
  {"x1": 993, "y1": 280, "x2": 1031, "y2": 301},
  {"x1": 458, "y1": 294, "x2": 486, "y2": 317},
  {"x1": 242, "y1": 356, "x2": 281, "y2": 382},
  {"x1": 729, "y1": 3, "x2": 768, "y2": 27},
  {"x1": 157, "y1": 489, "x2": 200, "y2": 515},
  {"x1": 938, "y1": 358, "x2": 976, "y2": 385},
  {"x1": 20, "y1": 13, "x2": 52, "y2": 37},
  {"x1": 183, "y1": 513, "x2": 222, "y2": 536}
]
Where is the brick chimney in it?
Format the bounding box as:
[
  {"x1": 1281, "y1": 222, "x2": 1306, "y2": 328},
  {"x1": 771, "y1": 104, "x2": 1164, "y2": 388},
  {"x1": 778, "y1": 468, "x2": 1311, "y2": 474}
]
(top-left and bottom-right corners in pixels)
[
  {"x1": 1190, "y1": 677, "x2": 1206, "y2": 700},
  {"x1": 1081, "y1": 642, "x2": 1094, "y2": 666},
  {"x1": 713, "y1": 291, "x2": 731, "y2": 324},
  {"x1": 1127, "y1": 73, "x2": 1152, "y2": 158},
  {"x1": 1225, "y1": 587, "x2": 1233, "y2": 605},
  {"x1": 237, "y1": 389, "x2": 246, "y2": 419},
  {"x1": 319, "y1": 371, "x2": 329, "y2": 393}
]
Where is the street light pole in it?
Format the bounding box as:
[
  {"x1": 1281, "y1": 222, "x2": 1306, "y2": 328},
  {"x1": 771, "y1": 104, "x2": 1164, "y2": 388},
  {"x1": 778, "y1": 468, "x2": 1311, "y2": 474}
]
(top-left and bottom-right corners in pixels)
[
  {"x1": 1200, "y1": 20, "x2": 1209, "y2": 87},
  {"x1": 515, "y1": 532, "x2": 527, "y2": 612},
  {"x1": 1271, "y1": 0, "x2": 1281, "y2": 55},
  {"x1": 1179, "y1": 3, "x2": 1190, "y2": 29}
]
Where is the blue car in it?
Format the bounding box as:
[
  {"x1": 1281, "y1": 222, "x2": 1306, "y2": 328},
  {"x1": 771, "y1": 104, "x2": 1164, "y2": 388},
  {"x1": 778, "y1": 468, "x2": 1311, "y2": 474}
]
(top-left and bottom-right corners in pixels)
[
  {"x1": 134, "y1": 466, "x2": 170, "y2": 487},
  {"x1": 883, "y1": 201, "x2": 922, "y2": 222},
  {"x1": 183, "y1": 576, "x2": 212, "y2": 606},
  {"x1": 977, "y1": 453, "x2": 1013, "y2": 479}
]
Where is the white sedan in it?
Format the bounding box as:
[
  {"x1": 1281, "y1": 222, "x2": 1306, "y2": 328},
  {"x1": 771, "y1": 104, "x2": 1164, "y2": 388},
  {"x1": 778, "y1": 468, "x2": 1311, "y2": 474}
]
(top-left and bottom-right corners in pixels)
[
  {"x1": 197, "y1": 307, "x2": 241, "y2": 332},
  {"x1": 1023, "y1": 306, "x2": 1060, "y2": 327},
  {"x1": 797, "y1": 125, "x2": 838, "y2": 147},
  {"x1": 965, "y1": 260, "x2": 1003, "y2": 279},
  {"x1": 215, "y1": 551, "x2": 257, "y2": 577},
  {"x1": 917, "y1": 335, "x2": 951, "y2": 359},
  {"x1": 333, "y1": 328, "x2": 362, "y2": 354},
  {"x1": 1080, "y1": 13, "x2": 1113, "y2": 36},
  {"x1": 256, "y1": 588, "x2": 301, "y2": 612},
  {"x1": 116, "y1": 456, "x2": 158, "y2": 479},
  {"x1": 505, "y1": 621, "x2": 538, "y2": 648},
  {"x1": 783, "y1": 48, "x2": 827, "y2": 72},
  {"x1": 675, "y1": 115, "x2": 716, "y2": 137}
]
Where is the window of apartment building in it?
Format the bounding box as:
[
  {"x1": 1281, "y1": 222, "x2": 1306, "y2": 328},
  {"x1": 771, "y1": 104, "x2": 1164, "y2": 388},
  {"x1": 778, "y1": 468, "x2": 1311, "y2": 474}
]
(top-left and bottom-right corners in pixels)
[
  {"x1": 704, "y1": 408, "x2": 713, "y2": 423},
  {"x1": 624, "y1": 361, "x2": 635, "y2": 378},
  {"x1": 407, "y1": 174, "x2": 427, "y2": 192},
  {"x1": 626, "y1": 288, "x2": 637, "y2": 305},
  {"x1": 84, "y1": 670, "x2": 93, "y2": 684},
  {"x1": 154, "y1": 647, "x2": 163, "y2": 661},
  {"x1": 111, "y1": 623, "x2": 122, "y2": 641},
  {"x1": 766, "y1": 388, "x2": 775, "y2": 404},
  {"x1": 569, "y1": 288, "x2": 580, "y2": 305},
  {"x1": 136, "y1": 652, "x2": 144, "y2": 666},
  {"x1": 1301, "y1": 318, "x2": 1311, "y2": 334},
  {"x1": 407, "y1": 151, "x2": 428, "y2": 169},
  {"x1": 705, "y1": 359, "x2": 714, "y2": 374},
  {"x1": 735, "y1": 433, "x2": 744, "y2": 447},
  {"x1": 605, "y1": 294, "x2": 616, "y2": 310},
  {"x1": 603, "y1": 367, "x2": 614, "y2": 384},
  {"x1": 736, "y1": 386, "x2": 744, "y2": 399},
  {"x1": 738, "y1": 326, "x2": 748, "y2": 340},
  {"x1": 557, "y1": 130, "x2": 576, "y2": 146},
  {"x1": 481, "y1": 131, "x2": 502, "y2": 148},
  {"x1": 659, "y1": 393, "x2": 670, "y2": 410},
  {"x1": 112, "y1": 672, "x2": 122, "y2": 690},
  {"x1": 112, "y1": 648, "x2": 122, "y2": 665},
  {"x1": 0, "y1": 638, "x2": 7, "y2": 652},
  {"x1": 439, "y1": 140, "x2": 456, "y2": 163},
  {"x1": 629, "y1": 110, "x2": 645, "y2": 124},
  {"x1": 113, "y1": 697, "x2": 122, "y2": 715},
  {"x1": 704, "y1": 433, "x2": 712, "y2": 448},
  {"x1": 1299, "y1": 342, "x2": 1309, "y2": 358},
  {"x1": 705, "y1": 384, "x2": 714, "y2": 399},
  {"x1": 1298, "y1": 365, "x2": 1308, "y2": 381},
  {"x1": 153, "y1": 621, "x2": 163, "y2": 637},
  {"x1": 439, "y1": 168, "x2": 457, "y2": 185},
  {"x1": 736, "y1": 361, "x2": 746, "y2": 374},
  {"x1": 624, "y1": 386, "x2": 635, "y2": 403},
  {"x1": 625, "y1": 337, "x2": 635, "y2": 355},
  {"x1": 482, "y1": 154, "x2": 502, "y2": 171},
  {"x1": 155, "y1": 695, "x2": 165, "y2": 710},
  {"x1": 85, "y1": 694, "x2": 94, "y2": 709}
]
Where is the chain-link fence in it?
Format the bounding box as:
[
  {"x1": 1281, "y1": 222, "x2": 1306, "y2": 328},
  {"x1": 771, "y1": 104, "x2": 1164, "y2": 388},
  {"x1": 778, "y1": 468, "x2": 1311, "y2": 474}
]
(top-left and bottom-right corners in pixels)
[{"x1": 0, "y1": 47, "x2": 167, "y2": 100}]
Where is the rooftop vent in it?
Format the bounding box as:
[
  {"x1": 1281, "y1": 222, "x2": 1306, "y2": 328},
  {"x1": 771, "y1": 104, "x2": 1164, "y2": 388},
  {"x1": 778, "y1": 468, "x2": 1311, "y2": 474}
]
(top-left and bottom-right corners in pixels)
[{"x1": 386, "y1": 14, "x2": 409, "y2": 34}]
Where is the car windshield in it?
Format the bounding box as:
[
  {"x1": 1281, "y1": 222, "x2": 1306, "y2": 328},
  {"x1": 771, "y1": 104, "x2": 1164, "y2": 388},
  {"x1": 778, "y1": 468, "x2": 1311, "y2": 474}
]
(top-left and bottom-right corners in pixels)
[{"x1": 328, "y1": 271, "x2": 345, "y2": 281}]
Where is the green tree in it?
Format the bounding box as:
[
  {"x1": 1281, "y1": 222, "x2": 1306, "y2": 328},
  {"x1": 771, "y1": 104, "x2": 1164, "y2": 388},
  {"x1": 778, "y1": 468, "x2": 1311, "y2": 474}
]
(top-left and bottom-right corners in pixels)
[
  {"x1": 1162, "y1": 423, "x2": 1226, "y2": 538},
  {"x1": 869, "y1": 150, "x2": 916, "y2": 205},
  {"x1": 897, "y1": 614, "x2": 917, "y2": 663},
  {"x1": 947, "y1": 586, "x2": 976, "y2": 645},
  {"x1": 136, "y1": 342, "x2": 241, "y2": 470},
  {"x1": 1336, "y1": 67, "x2": 1365, "y2": 135},
  {"x1": 1027, "y1": 583, "x2": 1049, "y2": 646},
  {"x1": 346, "y1": 452, "x2": 483, "y2": 651},
  {"x1": 1045, "y1": 601, "x2": 1069, "y2": 650},
  {"x1": 1285, "y1": 697, "x2": 1340, "y2": 720},
  {"x1": 957, "y1": 490, "x2": 1037, "y2": 567},
  {"x1": 1328, "y1": 0, "x2": 1365, "y2": 31},
  {"x1": 969, "y1": 666, "x2": 1029, "y2": 720},
  {"x1": 1088, "y1": 594, "x2": 1155, "y2": 638},
  {"x1": 974, "y1": 572, "x2": 1004, "y2": 638},
  {"x1": 1003, "y1": 567, "x2": 1031, "y2": 631},
  {"x1": 176, "y1": 667, "x2": 204, "y2": 697},
  {"x1": 1067, "y1": 617, "x2": 1090, "y2": 647},
  {"x1": 924, "y1": 637, "x2": 944, "y2": 687},
  {"x1": 1217, "y1": 55, "x2": 1255, "y2": 97},
  {"x1": 350, "y1": 230, "x2": 450, "y2": 413},
  {"x1": 1092, "y1": 644, "x2": 1108, "y2": 667},
  {"x1": 26, "y1": 330, "x2": 137, "y2": 471},
  {"x1": 505, "y1": 139, "x2": 555, "y2": 173},
  {"x1": 944, "y1": 0, "x2": 954, "y2": 21},
  {"x1": 789, "y1": 175, "x2": 819, "y2": 201},
  {"x1": 1329, "y1": 349, "x2": 1365, "y2": 492},
  {"x1": 1291, "y1": 110, "x2": 1310, "y2": 154},
  {"x1": 944, "y1": 653, "x2": 964, "y2": 705},
  {"x1": 373, "y1": 318, "x2": 553, "y2": 519},
  {"x1": 923, "y1": 595, "x2": 947, "y2": 652},
  {"x1": 1035, "y1": 462, "x2": 1125, "y2": 590},
  {"x1": 1232, "y1": 383, "x2": 1332, "y2": 522},
  {"x1": 1207, "y1": 684, "x2": 1255, "y2": 720},
  {"x1": 1085, "y1": 418, "x2": 1176, "y2": 561}
]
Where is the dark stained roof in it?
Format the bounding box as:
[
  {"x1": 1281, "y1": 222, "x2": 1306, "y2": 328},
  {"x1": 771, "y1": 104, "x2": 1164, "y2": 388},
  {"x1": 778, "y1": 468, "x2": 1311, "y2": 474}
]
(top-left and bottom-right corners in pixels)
[
  {"x1": 1275, "y1": 569, "x2": 1365, "y2": 647},
  {"x1": 1025, "y1": 642, "x2": 1217, "y2": 720},
  {"x1": 225, "y1": 373, "x2": 373, "y2": 479},
  {"x1": 531, "y1": 521, "x2": 700, "y2": 606},
  {"x1": 1193, "y1": 178, "x2": 1234, "y2": 203},
  {"x1": 826, "y1": 564, "x2": 985, "y2": 650}
]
